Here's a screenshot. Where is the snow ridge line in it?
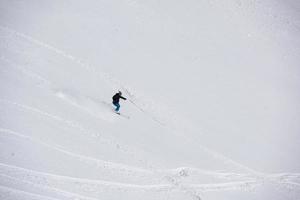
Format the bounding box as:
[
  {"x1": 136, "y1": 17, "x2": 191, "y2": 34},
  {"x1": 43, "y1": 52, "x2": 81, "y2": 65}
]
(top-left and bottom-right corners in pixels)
[
  {"x1": 0, "y1": 26, "x2": 90, "y2": 70},
  {"x1": 0, "y1": 162, "x2": 260, "y2": 192},
  {"x1": 0, "y1": 128, "x2": 152, "y2": 176},
  {"x1": 129, "y1": 96, "x2": 261, "y2": 176},
  {"x1": 0, "y1": 174, "x2": 98, "y2": 200},
  {"x1": 0, "y1": 185, "x2": 60, "y2": 200},
  {"x1": 0, "y1": 56, "x2": 51, "y2": 86},
  {"x1": 1, "y1": 127, "x2": 274, "y2": 197},
  {"x1": 4, "y1": 127, "x2": 299, "y2": 197},
  {"x1": 0, "y1": 56, "x2": 115, "y2": 123},
  {"x1": 0, "y1": 25, "x2": 122, "y2": 91},
  {"x1": 0, "y1": 127, "x2": 262, "y2": 181},
  {"x1": 0, "y1": 99, "x2": 104, "y2": 139},
  {"x1": 164, "y1": 175, "x2": 203, "y2": 200}
]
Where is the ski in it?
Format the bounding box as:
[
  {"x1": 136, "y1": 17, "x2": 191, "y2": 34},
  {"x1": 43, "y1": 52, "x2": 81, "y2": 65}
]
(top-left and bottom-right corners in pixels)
[{"x1": 115, "y1": 112, "x2": 130, "y2": 119}]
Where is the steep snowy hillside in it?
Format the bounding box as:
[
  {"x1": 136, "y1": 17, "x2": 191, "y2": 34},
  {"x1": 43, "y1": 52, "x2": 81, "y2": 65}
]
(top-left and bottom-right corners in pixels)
[{"x1": 1, "y1": 0, "x2": 300, "y2": 200}]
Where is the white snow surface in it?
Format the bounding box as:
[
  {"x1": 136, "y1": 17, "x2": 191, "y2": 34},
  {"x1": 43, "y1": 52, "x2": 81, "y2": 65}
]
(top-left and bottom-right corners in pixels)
[{"x1": 0, "y1": 0, "x2": 300, "y2": 199}]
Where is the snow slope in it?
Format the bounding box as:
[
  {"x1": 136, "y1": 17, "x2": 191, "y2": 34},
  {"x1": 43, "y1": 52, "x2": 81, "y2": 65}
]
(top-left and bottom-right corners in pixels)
[{"x1": 0, "y1": 0, "x2": 300, "y2": 199}]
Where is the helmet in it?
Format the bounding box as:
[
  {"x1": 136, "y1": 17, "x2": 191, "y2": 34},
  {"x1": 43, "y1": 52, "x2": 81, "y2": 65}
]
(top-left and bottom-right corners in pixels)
[{"x1": 118, "y1": 91, "x2": 122, "y2": 95}]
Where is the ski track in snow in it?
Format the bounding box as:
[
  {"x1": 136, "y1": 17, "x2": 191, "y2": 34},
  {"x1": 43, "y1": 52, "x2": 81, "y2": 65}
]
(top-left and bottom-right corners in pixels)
[
  {"x1": 0, "y1": 128, "x2": 263, "y2": 183},
  {"x1": 54, "y1": 90, "x2": 116, "y2": 122},
  {"x1": 0, "y1": 161, "x2": 299, "y2": 200},
  {"x1": 0, "y1": 56, "x2": 51, "y2": 87},
  {"x1": 0, "y1": 56, "x2": 115, "y2": 123},
  {"x1": 0, "y1": 98, "x2": 147, "y2": 164},
  {"x1": 0, "y1": 128, "x2": 153, "y2": 177},
  {"x1": 0, "y1": 163, "x2": 260, "y2": 194},
  {"x1": 0, "y1": 174, "x2": 98, "y2": 200},
  {"x1": 0, "y1": 185, "x2": 60, "y2": 200},
  {"x1": 0, "y1": 25, "x2": 258, "y2": 174},
  {"x1": 1, "y1": 126, "x2": 299, "y2": 197},
  {"x1": 1, "y1": 25, "x2": 300, "y2": 199}
]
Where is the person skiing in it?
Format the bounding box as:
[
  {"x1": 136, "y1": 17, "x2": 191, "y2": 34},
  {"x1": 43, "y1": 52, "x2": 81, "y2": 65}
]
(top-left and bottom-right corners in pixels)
[{"x1": 112, "y1": 91, "x2": 127, "y2": 113}]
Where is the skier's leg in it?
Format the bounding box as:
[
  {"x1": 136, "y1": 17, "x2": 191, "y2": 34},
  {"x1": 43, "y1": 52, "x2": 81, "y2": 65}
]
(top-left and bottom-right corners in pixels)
[
  {"x1": 112, "y1": 102, "x2": 121, "y2": 112},
  {"x1": 113, "y1": 102, "x2": 118, "y2": 111},
  {"x1": 115, "y1": 103, "x2": 120, "y2": 112}
]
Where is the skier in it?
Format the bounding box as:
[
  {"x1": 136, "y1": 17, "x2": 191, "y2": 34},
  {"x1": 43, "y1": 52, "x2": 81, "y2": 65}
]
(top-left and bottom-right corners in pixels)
[{"x1": 112, "y1": 91, "x2": 127, "y2": 114}]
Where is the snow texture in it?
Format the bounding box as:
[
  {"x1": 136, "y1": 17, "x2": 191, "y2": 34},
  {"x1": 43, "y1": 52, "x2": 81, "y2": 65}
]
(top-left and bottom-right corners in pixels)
[{"x1": 0, "y1": 0, "x2": 300, "y2": 199}]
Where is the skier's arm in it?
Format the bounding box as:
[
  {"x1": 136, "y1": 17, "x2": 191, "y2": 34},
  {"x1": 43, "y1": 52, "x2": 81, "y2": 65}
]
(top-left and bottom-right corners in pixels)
[{"x1": 120, "y1": 96, "x2": 127, "y2": 100}]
